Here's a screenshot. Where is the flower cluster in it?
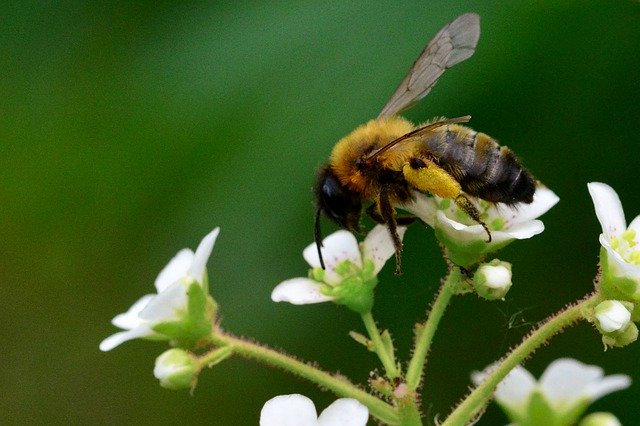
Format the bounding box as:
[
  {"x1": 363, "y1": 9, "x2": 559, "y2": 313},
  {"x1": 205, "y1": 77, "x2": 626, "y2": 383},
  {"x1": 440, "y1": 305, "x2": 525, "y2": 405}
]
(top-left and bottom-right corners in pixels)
[
  {"x1": 588, "y1": 183, "x2": 640, "y2": 347},
  {"x1": 99, "y1": 229, "x2": 219, "y2": 351},
  {"x1": 271, "y1": 225, "x2": 404, "y2": 314}
]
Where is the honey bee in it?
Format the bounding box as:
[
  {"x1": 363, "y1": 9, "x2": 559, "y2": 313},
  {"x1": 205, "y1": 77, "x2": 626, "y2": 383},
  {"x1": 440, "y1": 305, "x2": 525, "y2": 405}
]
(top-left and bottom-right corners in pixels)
[{"x1": 314, "y1": 13, "x2": 536, "y2": 274}]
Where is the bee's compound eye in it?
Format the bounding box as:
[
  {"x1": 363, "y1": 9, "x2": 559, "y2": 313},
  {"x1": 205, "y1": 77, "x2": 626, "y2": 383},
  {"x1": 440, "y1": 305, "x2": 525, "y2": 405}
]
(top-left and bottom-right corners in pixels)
[
  {"x1": 409, "y1": 158, "x2": 426, "y2": 169},
  {"x1": 315, "y1": 168, "x2": 362, "y2": 231}
]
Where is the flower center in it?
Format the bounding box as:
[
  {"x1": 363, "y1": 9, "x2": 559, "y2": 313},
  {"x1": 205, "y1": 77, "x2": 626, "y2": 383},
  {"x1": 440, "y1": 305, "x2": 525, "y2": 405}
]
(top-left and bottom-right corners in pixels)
[{"x1": 610, "y1": 229, "x2": 640, "y2": 265}]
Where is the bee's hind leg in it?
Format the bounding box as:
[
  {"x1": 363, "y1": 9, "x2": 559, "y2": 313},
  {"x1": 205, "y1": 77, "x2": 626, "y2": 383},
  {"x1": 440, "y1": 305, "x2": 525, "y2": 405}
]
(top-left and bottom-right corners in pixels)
[{"x1": 454, "y1": 194, "x2": 492, "y2": 243}]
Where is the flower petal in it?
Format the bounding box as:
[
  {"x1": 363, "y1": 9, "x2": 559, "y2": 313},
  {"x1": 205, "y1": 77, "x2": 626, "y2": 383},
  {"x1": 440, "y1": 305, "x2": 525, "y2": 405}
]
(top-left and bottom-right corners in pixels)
[
  {"x1": 139, "y1": 281, "x2": 188, "y2": 322},
  {"x1": 318, "y1": 398, "x2": 369, "y2": 426},
  {"x1": 502, "y1": 220, "x2": 545, "y2": 240},
  {"x1": 303, "y1": 230, "x2": 362, "y2": 285},
  {"x1": 583, "y1": 374, "x2": 631, "y2": 402},
  {"x1": 155, "y1": 249, "x2": 194, "y2": 292},
  {"x1": 271, "y1": 278, "x2": 334, "y2": 304},
  {"x1": 493, "y1": 366, "x2": 537, "y2": 409},
  {"x1": 400, "y1": 192, "x2": 438, "y2": 226},
  {"x1": 361, "y1": 224, "x2": 405, "y2": 275},
  {"x1": 188, "y1": 228, "x2": 220, "y2": 284},
  {"x1": 588, "y1": 182, "x2": 626, "y2": 238},
  {"x1": 507, "y1": 186, "x2": 559, "y2": 225},
  {"x1": 260, "y1": 394, "x2": 319, "y2": 426},
  {"x1": 471, "y1": 363, "x2": 536, "y2": 412},
  {"x1": 99, "y1": 324, "x2": 154, "y2": 351},
  {"x1": 539, "y1": 358, "x2": 603, "y2": 407},
  {"x1": 111, "y1": 294, "x2": 155, "y2": 329}
]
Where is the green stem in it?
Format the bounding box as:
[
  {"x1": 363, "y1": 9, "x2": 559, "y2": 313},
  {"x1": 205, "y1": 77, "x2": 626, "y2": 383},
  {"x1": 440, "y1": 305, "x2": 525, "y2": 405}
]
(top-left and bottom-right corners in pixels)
[
  {"x1": 406, "y1": 268, "x2": 460, "y2": 391},
  {"x1": 442, "y1": 293, "x2": 600, "y2": 426},
  {"x1": 209, "y1": 331, "x2": 400, "y2": 425},
  {"x1": 361, "y1": 311, "x2": 400, "y2": 379}
]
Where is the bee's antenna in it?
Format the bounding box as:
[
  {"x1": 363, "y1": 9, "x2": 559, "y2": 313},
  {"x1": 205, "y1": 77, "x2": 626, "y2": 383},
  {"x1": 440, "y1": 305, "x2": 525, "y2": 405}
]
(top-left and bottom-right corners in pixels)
[{"x1": 314, "y1": 207, "x2": 326, "y2": 269}]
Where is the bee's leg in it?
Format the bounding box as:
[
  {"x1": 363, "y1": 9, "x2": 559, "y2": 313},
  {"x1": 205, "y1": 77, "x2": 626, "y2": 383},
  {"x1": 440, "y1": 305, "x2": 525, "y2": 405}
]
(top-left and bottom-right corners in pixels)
[
  {"x1": 378, "y1": 188, "x2": 404, "y2": 275},
  {"x1": 454, "y1": 194, "x2": 492, "y2": 242},
  {"x1": 366, "y1": 203, "x2": 415, "y2": 226}
]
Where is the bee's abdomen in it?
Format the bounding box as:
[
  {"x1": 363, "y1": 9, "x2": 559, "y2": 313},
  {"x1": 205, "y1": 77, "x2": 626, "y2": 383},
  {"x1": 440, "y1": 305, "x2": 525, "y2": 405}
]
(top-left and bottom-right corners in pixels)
[{"x1": 425, "y1": 126, "x2": 535, "y2": 205}]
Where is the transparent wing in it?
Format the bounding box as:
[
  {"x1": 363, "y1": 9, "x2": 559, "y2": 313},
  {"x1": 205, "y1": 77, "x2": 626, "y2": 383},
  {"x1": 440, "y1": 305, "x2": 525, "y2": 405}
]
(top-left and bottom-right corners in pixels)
[{"x1": 378, "y1": 13, "x2": 480, "y2": 119}]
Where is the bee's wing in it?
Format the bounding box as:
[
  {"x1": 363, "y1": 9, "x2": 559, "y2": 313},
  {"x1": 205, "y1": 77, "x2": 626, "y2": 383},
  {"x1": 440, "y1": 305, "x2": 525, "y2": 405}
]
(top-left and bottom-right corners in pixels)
[{"x1": 378, "y1": 13, "x2": 480, "y2": 119}]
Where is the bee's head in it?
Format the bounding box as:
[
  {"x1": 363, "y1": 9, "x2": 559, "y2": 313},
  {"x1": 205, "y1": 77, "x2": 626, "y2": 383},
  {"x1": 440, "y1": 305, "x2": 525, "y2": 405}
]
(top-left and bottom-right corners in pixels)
[
  {"x1": 313, "y1": 165, "x2": 363, "y2": 268},
  {"x1": 314, "y1": 165, "x2": 363, "y2": 232}
]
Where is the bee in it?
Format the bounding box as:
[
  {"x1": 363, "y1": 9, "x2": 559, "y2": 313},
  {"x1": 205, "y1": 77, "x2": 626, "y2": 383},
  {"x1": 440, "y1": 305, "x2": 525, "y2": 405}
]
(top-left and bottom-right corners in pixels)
[{"x1": 314, "y1": 13, "x2": 536, "y2": 274}]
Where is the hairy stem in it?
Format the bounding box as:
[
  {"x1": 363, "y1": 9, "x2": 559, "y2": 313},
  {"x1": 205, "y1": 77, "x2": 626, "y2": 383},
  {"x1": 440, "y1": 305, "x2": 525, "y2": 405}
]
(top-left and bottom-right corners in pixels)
[
  {"x1": 209, "y1": 331, "x2": 400, "y2": 425},
  {"x1": 406, "y1": 268, "x2": 461, "y2": 391},
  {"x1": 442, "y1": 293, "x2": 600, "y2": 426},
  {"x1": 361, "y1": 311, "x2": 400, "y2": 379}
]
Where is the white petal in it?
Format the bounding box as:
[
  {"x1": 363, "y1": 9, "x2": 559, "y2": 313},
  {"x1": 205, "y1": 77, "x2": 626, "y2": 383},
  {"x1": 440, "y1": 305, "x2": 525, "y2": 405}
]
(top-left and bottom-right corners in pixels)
[
  {"x1": 507, "y1": 186, "x2": 559, "y2": 225},
  {"x1": 503, "y1": 220, "x2": 544, "y2": 240},
  {"x1": 139, "y1": 281, "x2": 188, "y2": 322},
  {"x1": 318, "y1": 398, "x2": 369, "y2": 426},
  {"x1": 435, "y1": 211, "x2": 487, "y2": 242},
  {"x1": 583, "y1": 374, "x2": 631, "y2": 402},
  {"x1": 188, "y1": 228, "x2": 220, "y2": 284},
  {"x1": 400, "y1": 192, "x2": 438, "y2": 226},
  {"x1": 361, "y1": 224, "x2": 405, "y2": 275},
  {"x1": 595, "y1": 301, "x2": 631, "y2": 333},
  {"x1": 271, "y1": 278, "x2": 333, "y2": 305},
  {"x1": 155, "y1": 249, "x2": 194, "y2": 292},
  {"x1": 111, "y1": 294, "x2": 155, "y2": 329},
  {"x1": 99, "y1": 324, "x2": 154, "y2": 351},
  {"x1": 493, "y1": 365, "x2": 537, "y2": 408},
  {"x1": 588, "y1": 182, "x2": 626, "y2": 238},
  {"x1": 539, "y1": 358, "x2": 603, "y2": 406},
  {"x1": 260, "y1": 394, "x2": 319, "y2": 426},
  {"x1": 303, "y1": 230, "x2": 362, "y2": 285}
]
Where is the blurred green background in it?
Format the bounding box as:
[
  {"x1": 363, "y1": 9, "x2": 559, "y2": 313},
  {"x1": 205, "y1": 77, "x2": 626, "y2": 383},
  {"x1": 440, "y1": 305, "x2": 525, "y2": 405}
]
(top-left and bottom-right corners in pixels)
[{"x1": 3, "y1": 0, "x2": 640, "y2": 424}]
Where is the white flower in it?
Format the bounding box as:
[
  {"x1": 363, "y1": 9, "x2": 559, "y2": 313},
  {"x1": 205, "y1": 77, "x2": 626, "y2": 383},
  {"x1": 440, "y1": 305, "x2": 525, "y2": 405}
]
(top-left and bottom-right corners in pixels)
[
  {"x1": 472, "y1": 358, "x2": 631, "y2": 426},
  {"x1": 401, "y1": 185, "x2": 559, "y2": 266},
  {"x1": 594, "y1": 300, "x2": 632, "y2": 333},
  {"x1": 99, "y1": 228, "x2": 219, "y2": 351},
  {"x1": 271, "y1": 225, "x2": 404, "y2": 313},
  {"x1": 588, "y1": 182, "x2": 640, "y2": 300},
  {"x1": 259, "y1": 394, "x2": 368, "y2": 426}
]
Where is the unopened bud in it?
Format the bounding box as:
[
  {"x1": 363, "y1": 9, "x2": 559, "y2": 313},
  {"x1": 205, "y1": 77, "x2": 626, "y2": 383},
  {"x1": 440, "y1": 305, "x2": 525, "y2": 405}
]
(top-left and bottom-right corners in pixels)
[
  {"x1": 579, "y1": 412, "x2": 622, "y2": 426},
  {"x1": 594, "y1": 300, "x2": 632, "y2": 333},
  {"x1": 154, "y1": 348, "x2": 199, "y2": 390},
  {"x1": 473, "y1": 260, "x2": 512, "y2": 300}
]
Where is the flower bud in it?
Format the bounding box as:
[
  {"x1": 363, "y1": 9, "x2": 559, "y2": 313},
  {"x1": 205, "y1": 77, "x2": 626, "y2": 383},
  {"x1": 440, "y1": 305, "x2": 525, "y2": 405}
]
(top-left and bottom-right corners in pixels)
[
  {"x1": 473, "y1": 260, "x2": 512, "y2": 300},
  {"x1": 154, "y1": 348, "x2": 199, "y2": 390},
  {"x1": 594, "y1": 300, "x2": 632, "y2": 333},
  {"x1": 579, "y1": 412, "x2": 622, "y2": 426}
]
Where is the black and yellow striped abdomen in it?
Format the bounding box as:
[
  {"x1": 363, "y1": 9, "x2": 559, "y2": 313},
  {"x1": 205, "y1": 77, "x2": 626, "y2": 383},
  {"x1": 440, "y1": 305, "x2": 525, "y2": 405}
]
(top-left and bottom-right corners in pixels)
[{"x1": 421, "y1": 124, "x2": 535, "y2": 205}]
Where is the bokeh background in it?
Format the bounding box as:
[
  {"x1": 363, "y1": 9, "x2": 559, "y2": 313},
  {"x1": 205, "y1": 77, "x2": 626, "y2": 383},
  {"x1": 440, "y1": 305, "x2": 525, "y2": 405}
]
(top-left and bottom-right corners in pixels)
[{"x1": 3, "y1": 0, "x2": 640, "y2": 424}]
